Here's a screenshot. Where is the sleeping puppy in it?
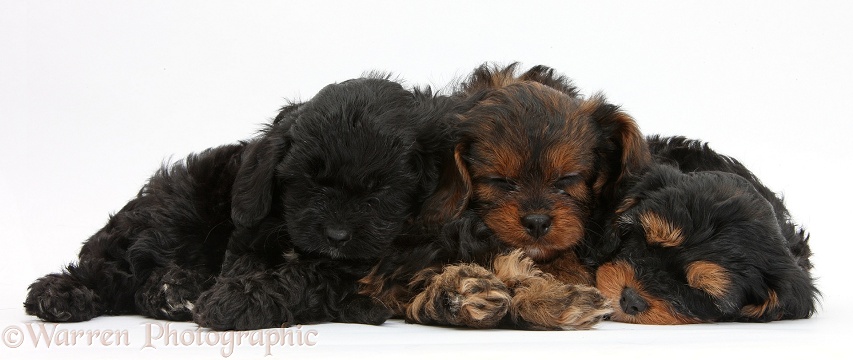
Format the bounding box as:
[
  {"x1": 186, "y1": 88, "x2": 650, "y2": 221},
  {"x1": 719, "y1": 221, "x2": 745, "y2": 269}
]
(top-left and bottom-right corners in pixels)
[
  {"x1": 25, "y1": 76, "x2": 452, "y2": 330},
  {"x1": 383, "y1": 63, "x2": 649, "y2": 330},
  {"x1": 594, "y1": 136, "x2": 818, "y2": 324},
  {"x1": 193, "y1": 77, "x2": 454, "y2": 330}
]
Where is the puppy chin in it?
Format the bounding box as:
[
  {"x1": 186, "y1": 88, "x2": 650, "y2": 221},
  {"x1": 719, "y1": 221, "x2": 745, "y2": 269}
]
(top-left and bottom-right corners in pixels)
[
  {"x1": 522, "y1": 244, "x2": 569, "y2": 262},
  {"x1": 522, "y1": 246, "x2": 549, "y2": 261},
  {"x1": 324, "y1": 247, "x2": 345, "y2": 260},
  {"x1": 310, "y1": 245, "x2": 373, "y2": 261}
]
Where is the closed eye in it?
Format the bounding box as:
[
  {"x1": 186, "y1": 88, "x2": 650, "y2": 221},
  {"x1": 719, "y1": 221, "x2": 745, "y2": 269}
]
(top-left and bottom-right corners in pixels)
[
  {"x1": 485, "y1": 176, "x2": 518, "y2": 191},
  {"x1": 554, "y1": 172, "x2": 581, "y2": 192}
]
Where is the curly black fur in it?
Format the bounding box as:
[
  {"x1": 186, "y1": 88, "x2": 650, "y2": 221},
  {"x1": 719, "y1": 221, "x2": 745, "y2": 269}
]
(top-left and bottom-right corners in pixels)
[{"x1": 25, "y1": 76, "x2": 457, "y2": 330}]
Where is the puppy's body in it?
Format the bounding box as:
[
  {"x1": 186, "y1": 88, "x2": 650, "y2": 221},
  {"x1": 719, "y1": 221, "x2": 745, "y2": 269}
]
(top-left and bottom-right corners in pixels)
[
  {"x1": 646, "y1": 135, "x2": 812, "y2": 271},
  {"x1": 25, "y1": 76, "x2": 452, "y2": 330},
  {"x1": 594, "y1": 136, "x2": 817, "y2": 324}
]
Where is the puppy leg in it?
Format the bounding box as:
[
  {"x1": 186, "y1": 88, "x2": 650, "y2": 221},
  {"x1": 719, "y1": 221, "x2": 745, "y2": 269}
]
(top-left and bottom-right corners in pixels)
[
  {"x1": 493, "y1": 250, "x2": 612, "y2": 330},
  {"x1": 24, "y1": 272, "x2": 103, "y2": 323},
  {"x1": 24, "y1": 256, "x2": 133, "y2": 322},
  {"x1": 192, "y1": 250, "x2": 290, "y2": 330},
  {"x1": 135, "y1": 265, "x2": 214, "y2": 321},
  {"x1": 193, "y1": 269, "x2": 291, "y2": 330},
  {"x1": 195, "y1": 258, "x2": 392, "y2": 330},
  {"x1": 406, "y1": 264, "x2": 511, "y2": 328}
]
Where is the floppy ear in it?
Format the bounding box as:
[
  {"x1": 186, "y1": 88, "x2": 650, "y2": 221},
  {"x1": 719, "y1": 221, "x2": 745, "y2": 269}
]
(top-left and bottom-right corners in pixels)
[
  {"x1": 738, "y1": 253, "x2": 818, "y2": 321},
  {"x1": 407, "y1": 89, "x2": 456, "y2": 207},
  {"x1": 589, "y1": 95, "x2": 651, "y2": 189},
  {"x1": 419, "y1": 144, "x2": 473, "y2": 226},
  {"x1": 230, "y1": 108, "x2": 297, "y2": 228}
]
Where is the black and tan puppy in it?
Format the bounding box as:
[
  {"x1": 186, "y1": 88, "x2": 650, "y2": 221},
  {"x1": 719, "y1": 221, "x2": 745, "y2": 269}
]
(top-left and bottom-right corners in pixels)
[
  {"x1": 25, "y1": 76, "x2": 453, "y2": 330},
  {"x1": 371, "y1": 63, "x2": 648, "y2": 330},
  {"x1": 594, "y1": 136, "x2": 818, "y2": 324}
]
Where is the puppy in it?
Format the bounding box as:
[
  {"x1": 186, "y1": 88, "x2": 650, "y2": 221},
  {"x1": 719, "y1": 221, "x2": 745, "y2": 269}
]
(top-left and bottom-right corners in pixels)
[
  {"x1": 25, "y1": 76, "x2": 451, "y2": 330},
  {"x1": 594, "y1": 136, "x2": 818, "y2": 324},
  {"x1": 193, "y1": 77, "x2": 454, "y2": 330},
  {"x1": 378, "y1": 63, "x2": 648, "y2": 329}
]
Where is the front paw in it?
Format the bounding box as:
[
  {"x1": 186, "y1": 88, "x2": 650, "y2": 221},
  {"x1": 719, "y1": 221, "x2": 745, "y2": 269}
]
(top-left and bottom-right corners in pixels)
[
  {"x1": 136, "y1": 266, "x2": 213, "y2": 321},
  {"x1": 25, "y1": 274, "x2": 102, "y2": 322},
  {"x1": 513, "y1": 283, "x2": 613, "y2": 330},
  {"x1": 406, "y1": 264, "x2": 511, "y2": 328},
  {"x1": 192, "y1": 273, "x2": 289, "y2": 330}
]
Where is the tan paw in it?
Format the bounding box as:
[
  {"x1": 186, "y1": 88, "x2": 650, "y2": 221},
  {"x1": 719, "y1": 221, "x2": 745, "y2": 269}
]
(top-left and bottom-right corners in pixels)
[
  {"x1": 513, "y1": 281, "x2": 613, "y2": 330},
  {"x1": 407, "y1": 264, "x2": 511, "y2": 328}
]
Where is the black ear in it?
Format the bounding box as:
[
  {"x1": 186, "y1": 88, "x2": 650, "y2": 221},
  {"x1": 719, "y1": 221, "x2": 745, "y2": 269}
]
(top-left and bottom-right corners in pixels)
[
  {"x1": 230, "y1": 106, "x2": 298, "y2": 228},
  {"x1": 405, "y1": 89, "x2": 463, "y2": 222}
]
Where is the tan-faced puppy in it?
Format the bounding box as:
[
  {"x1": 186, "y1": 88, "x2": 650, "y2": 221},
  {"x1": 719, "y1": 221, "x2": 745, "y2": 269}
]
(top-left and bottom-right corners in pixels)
[
  {"x1": 404, "y1": 63, "x2": 650, "y2": 329},
  {"x1": 430, "y1": 63, "x2": 649, "y2": 279}
]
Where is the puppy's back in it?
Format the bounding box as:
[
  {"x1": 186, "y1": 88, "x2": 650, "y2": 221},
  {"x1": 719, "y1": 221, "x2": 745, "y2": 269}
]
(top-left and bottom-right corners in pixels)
[{"x1": 646, "y1": 135, "x2": 813, "y2": 272}]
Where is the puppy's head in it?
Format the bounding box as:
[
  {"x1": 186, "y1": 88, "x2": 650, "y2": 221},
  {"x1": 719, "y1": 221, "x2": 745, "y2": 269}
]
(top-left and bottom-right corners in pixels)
[
  {"x1": 596, "y1": 165, "x2": 818, "y2": 324},
  {"x1": 231, "y1": 76, "x2": 451, "y2": 261},
  {"x1": 426, "y1": 64, "x2": 650, "y2": 262}
]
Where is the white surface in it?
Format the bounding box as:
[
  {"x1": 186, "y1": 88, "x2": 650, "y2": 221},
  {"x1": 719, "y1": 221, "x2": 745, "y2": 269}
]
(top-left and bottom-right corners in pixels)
[{"x1": 1, "y1": 1, "x2": 851, "y2": 359}]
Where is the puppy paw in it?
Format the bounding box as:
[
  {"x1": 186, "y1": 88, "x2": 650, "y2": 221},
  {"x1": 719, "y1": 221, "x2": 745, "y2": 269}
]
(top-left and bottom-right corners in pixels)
[
  {"x1": 338, "y1": 294, "x2": 393, "y2": 325},
  {"x1": 136, "y1": 266, "x2": 213, "y2": 321},
  {"x1": 513, "y1": 282, "x2": 613, "y2": 330},
  {"x1": 24, "y1": 274, "x2": 102, "y2": 322},
  {"x1": 407, "y1": 264, "x2": 511, "y2": 328},
  {"x1": 192, "y1": 273, "x2": 290, "y2": 330}
]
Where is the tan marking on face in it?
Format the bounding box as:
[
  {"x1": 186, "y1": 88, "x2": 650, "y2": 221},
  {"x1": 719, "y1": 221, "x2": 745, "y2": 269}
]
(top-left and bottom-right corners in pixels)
[
  {"x1": 685, "y1": 261, "x2": 731, "y2": 299},
  {"x1": 481, "y1": 199, "x2": 585, "y2": 262},
  {"x1": 639, "y1": 211, "x2": 685, "y2": 247},
  {"x1": 595, "y1": 261, "x2": 700, "y2": 325},
  {"x1": 468, "y1": 142, "x2": 525, "y2": 180},
  {"x1": 544, "y1": 142, "x2": 582, "y2": 175}
]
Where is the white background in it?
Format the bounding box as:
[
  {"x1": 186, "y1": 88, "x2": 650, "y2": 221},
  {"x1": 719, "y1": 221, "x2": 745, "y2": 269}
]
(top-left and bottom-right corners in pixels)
[{"x1": 1, "y1": 1, "x2": 851, "y2": 359}]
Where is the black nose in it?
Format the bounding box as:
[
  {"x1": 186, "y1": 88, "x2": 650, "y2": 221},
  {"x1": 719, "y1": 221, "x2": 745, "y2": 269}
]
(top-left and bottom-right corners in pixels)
[
  {"x1": 521, "y1": 214, "x2": 552, "y2": 238},
  {"x1": 620, "y1": 287, "x2": 649, "y2": 315},
  {"x1": 325, "y1": 227, "x2": 351, "y2": 245}
]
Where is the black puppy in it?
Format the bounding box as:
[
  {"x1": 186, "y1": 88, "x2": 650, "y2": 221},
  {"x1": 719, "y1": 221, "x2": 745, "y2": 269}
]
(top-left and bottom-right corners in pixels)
[
  {"x1": 25, "y1": 76, "x2": 453, "y2": 330},
  {"x1": 193, "y1": 77, "x2": 454, "y2": 330},
  {"x1": 593, "y1": 136, "x2": 818, "y2": 324}
]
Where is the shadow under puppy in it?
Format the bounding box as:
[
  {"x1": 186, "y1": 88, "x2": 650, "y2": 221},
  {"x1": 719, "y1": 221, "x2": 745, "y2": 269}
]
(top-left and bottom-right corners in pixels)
[
  {"x1": 594, "y1": 136, "x2": 818, "y2": 324},
  {"x1": 25, "y1": 76, "x2": 451, "y2": 330},
  {"x1": 376, "y1": 63, "x2": 651, "y2": 330}
]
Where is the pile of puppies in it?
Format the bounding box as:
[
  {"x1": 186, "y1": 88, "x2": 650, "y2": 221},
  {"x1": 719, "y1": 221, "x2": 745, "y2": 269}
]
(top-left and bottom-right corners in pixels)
[{"x1": 24, "y1": 63, "x2": 819, "y2": 331}]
